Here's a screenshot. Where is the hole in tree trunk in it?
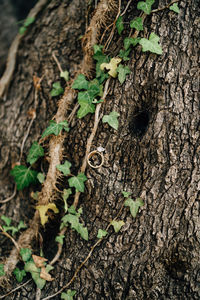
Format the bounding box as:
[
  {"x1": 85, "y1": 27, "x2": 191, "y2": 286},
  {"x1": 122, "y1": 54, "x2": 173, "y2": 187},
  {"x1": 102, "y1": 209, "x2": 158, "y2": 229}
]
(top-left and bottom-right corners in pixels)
[{"x1": 129, "y1": 110, "x2": 150, "y2": 137}]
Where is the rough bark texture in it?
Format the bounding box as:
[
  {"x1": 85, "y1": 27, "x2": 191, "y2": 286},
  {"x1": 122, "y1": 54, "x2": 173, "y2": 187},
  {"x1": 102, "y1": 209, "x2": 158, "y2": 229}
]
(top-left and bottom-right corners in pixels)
[{"x1": 0, "y1": 0, "x2": 199, "y2": 299}]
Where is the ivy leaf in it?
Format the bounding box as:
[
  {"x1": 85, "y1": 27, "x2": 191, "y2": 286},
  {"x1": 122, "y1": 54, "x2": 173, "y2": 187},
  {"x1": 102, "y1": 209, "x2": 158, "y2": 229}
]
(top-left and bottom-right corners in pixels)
[
  {"x1": 67, "y1": 205, "x2": 77, "y2": 215},
  {"x1": 27, "y1": 142, "x2": 44, "y2": 165},
  {"x1": 87, "y1": 84, "x2": 101, "y2": 97},
  {"x1": 97, "y1": 229, "x2": 108, "y2": 239},
  {"x1": 17, "y1": 220, "x2": 27, "y2": 231},
  {"x1": 68, "y1": 173, "x2": 87, "y2": 192},
  {"x1": 2, "y1": 225, "x2": 18, "y2": 235},
  {"x1": 24, "y1": 260, "x2": 46, "y2": 289},
  {"x1": 50, "y1": 81, "x2": 64, "y2": 97},
  {"x1": 122, "y1": 191, "x2": 131, "y2": 198},
  {"x1": 117, "y1": 64, "x2": 131, "y2": 84},
  {"x1": 56, "y1": 160, "x2": 72, "y2": 176},
  {"x1": 10, "y1": 165, "x2": 38, "y2": 190},
  {"x1": 37, "y1": 172, "x2": 45, "y2": 184},
  {"x1": 77, "y1": 100, "x2": 95, "y2": 118},
  {"x1": 72, "y1": 74, "x2": 89, "y2": 90},
  {"x1": 169, "y1": 3, "x2": 180, "y2": 14},
  {"x1": 36, "y1": 203, "x2": 59, "y2": 226},
  {"x1": 139, "y1": 33, "x2": 162, "y2": 55},
  {"x1": 59, "y1": 120, "x2": 70, "y2": 132},
  {"x1": 55, "y1": 235, "x2": 65, "y2": 245},
  {"x1": 1, "y1": 215, "x2": 12, "y2": 226},
  {"x1": 137, "y1": 0, "x2": 155, "y2": 15},
  {"x1": 19, "y1": 26, "x2": 27, "y2": 34},
  {"x1": 20, "y1": 248, "x2": 32, "y2": 262},
  {"x1": 24, "y1": 17, "x2": 35, "y2": 27},
  {"x1": 124, "y1": 198, "x2": 144, "y2": 217},
  {"x1": 60, "y1": 70, "x2": 69, "y2": 82},
  {"x1": 130, "y1": 17, "x2": 143, "y2": 31},
  {"x1": 13, "y1": 268, "x2": 26, "y2": 282},
  {"x1": 78, "y1": 90, "x2": 96, "y2": 103},
  {"x1": 41, "y1": 120, "x2": 69, "y2": 138},
  {"x1": 0, "y1": 264, "x2": 5, "y2": 277},
  {"x1": 61, "y1": 290, "x2": 76, "y2": 300},
  {"x1": 93, "y1": 45, "x2": 109, "y2": 81},
  {"x1": 124, "y1": 37, "x2": 140, "y2": 50},
  {"x1": 88, "y1": 79, "x2": 103, "y2": 96},
  {"x1": 116, "y1": 16, "x2": 124, "y2": 35},
  {"x1": 63, "y1": 213, "x2": 88, "y2": 241},
  {"x1": 111, "y1": 220, "x2": 125, "y2": 233},
  {"x1": 102, "y1": 111, "x2": 120, "y2": 130},
  {"x1": 118, "y1": 49, "x2": 131, "y2": 61},
  {"x1": 100, "y1": 57, "x2": 122, "y2": 78}
]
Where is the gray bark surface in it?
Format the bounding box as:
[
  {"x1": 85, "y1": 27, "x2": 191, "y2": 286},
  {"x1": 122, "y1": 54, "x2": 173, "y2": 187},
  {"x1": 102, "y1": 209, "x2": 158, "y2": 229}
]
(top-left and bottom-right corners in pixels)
[{"x1": 0, "y1": 0, "x2": 199, "y2": 299}]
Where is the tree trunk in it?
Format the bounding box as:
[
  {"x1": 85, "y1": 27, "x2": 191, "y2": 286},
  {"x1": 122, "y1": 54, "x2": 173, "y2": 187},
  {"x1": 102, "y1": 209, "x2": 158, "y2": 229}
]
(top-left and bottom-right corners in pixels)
[{"x1": 0, "y1": 0, "x2": 199, "y2": 299}]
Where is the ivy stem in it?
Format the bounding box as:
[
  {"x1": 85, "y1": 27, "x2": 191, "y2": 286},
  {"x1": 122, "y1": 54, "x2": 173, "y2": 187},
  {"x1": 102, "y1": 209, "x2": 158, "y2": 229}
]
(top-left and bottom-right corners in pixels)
[
  {"x1": 0, "y1": 225, "x2": 20, "y2": 252},
  {"x1": 151, "y1": 0, "x2": 179, "y2": 13}
]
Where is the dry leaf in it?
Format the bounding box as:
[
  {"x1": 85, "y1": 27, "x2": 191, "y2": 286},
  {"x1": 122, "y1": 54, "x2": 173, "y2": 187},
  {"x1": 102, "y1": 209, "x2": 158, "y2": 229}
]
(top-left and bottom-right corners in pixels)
[
  {"x1": 32, "y1": 255, "x2": 47, "y2": 268},
  {"x1": 33, "y1": 75, "x2": 41, "y2": 90},
  {"x1": 100, "y1": 57, "x2": 121, "y2": 78},
  {"x1": 27, "y1": 108, "x2": 36, "y2": 119},
  {"x1": 36, "y1": 203, "x2": 59, "y2": 225},
  {"x1": 40, "y1": 267, "x2": 54, "y2": 281}
]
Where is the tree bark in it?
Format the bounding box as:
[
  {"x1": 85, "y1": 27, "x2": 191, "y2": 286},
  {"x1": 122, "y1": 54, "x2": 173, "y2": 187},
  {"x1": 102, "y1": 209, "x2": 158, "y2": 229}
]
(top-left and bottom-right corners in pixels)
[{"x1": 0, "y1": 0, "x2": 199, "y2": 299}]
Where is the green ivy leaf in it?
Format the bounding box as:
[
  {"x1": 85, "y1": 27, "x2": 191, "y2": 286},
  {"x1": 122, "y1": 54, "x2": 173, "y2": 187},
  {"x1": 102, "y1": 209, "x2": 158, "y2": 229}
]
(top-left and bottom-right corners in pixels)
[
  {"x1": 116, "y1": 16, "x2": 124, "y2": 35},
  {"x1": 97, "y1": 229, "x2": 108, "y2": 239},
  {"x1": 1, "y1": 215, "x2": 12, "y2": 226},
  {"x1": 139, "y1": 32, "x2": 162, "y2": 54},
  {"x1": 117, "y1": 64, "x2": 131, "y2": 84},
  {"x1": 19, "y1": 26, "x2": 27, "y2": 34},
  {"x1": 50, "y1": 81, "x2": 64, "y2": 97},
  {"x1": 20, "y1": 248, "x2": 32, "y2": 262},
  {"x1": 93, "y1": 45, "x2": 110, "y2": 80},
  {"x1": 89, "y1": 79, "x2": 103, "y2": 96},
  {"x1": 169, "y1": 3, "x2": 180, "y2": 13},
  {"x1": 124, "y1": 37, "x2": 140, "y2": 50},
  {"x1": 61, "y1": 290, "x2": 76, "y2": 300},
  {"x1": 68, "y1": 173, "x2": 87, "y2": 192},
  {"x1": 0, "y1": 264, "x2": 5, "y2": 276},
  {"x1": 13, "y1": 268, "x2": 26, "y2": 282},
  {"x1": 130, "y1": 17, "x2": 143, "y2": 31},
  {"x1": 124, "y1": 198, "x2": 144, "y2": 217},
  {"x1": 118, "y1": 49, "x2": 131, "y2": 61},
  {"x1": 2, "y1": 225, "x2": 18, "y2": 235},
  {"x1": 122, "y1": 191, "x2": 131, "y2": 198},
  {"x1": 72, "y1": 74, "x2": 89, "y2": 90},
  {"x1": 137, "y1": 0, "x2": 155, "y2": 15},
  {"x1": 60, "y1": 70, "x2": 69, "y2": 82},
  {"x1": 63, "y1": 213, "x2": 88, "y2": 240},
  {"x1": 111, "y1": 220, "x2": 125, "y2": 233},
  {"x1": 27, "y1": 142, "x2": 44, "y2": 165},
  {"x1": 37, "y1": 173, "x2": 45, "y2": 184},
  {"x1": 102, "y1": 111, "x2": 120, "y2": 130},
  {"x1": 24, "y1": 17, "x2": 35, "y2": 27},
  {"x1": 78, "y1": 90, "x2": 95, "y2": 103},
  {"x1": 10, "y1": 165, "x2": 38, "y2": 190},
  {"x1": 77, "y1": 99, "x2": 95, "y2": 118},
  {"x1": 24, "y1": 260, "x2": 46, "y2": 289},
  {"x1": 41, "y1": 120, "x2": 69, "y2": 138},
  {"x1": 17, "y1": 220, "x2": 27, "y2": 231},
  {"x1": 55, "y1": 235, "x2": 65, "y2": 245},
  {"x1": 67, "y1": 205, "x2": 77, "y2": 215},
  {"x1": 60, "y1": 120, "x2": 70, "y2": 132},
  {"x1": 56, "y1": 160, "x2": 71, "y2": 176}
]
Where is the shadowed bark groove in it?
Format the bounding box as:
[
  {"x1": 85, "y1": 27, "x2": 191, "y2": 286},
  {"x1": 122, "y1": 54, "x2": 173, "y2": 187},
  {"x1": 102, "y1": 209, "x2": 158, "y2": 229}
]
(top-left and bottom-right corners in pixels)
[{"x1": 0, "y1": 0, "x2": 199, "y2": 299}]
